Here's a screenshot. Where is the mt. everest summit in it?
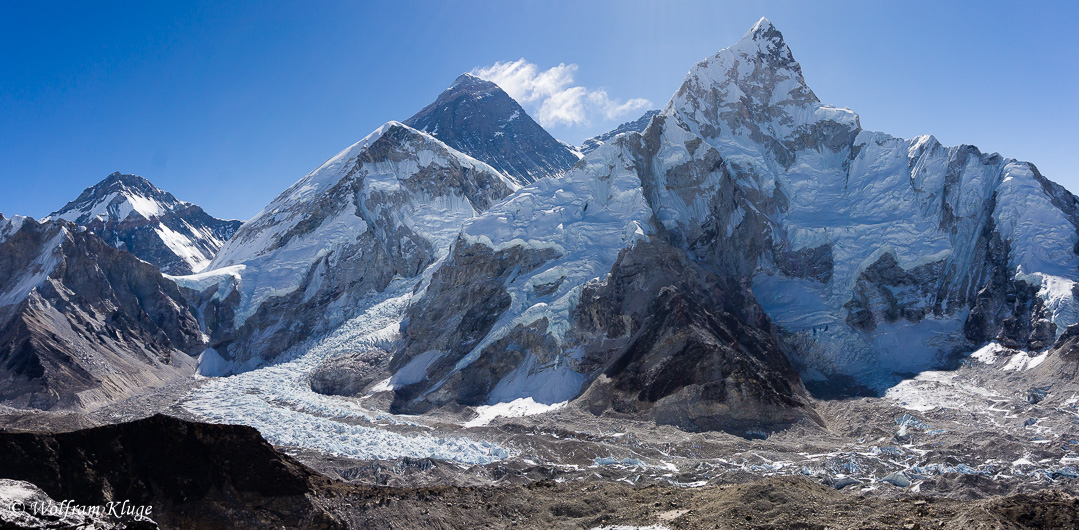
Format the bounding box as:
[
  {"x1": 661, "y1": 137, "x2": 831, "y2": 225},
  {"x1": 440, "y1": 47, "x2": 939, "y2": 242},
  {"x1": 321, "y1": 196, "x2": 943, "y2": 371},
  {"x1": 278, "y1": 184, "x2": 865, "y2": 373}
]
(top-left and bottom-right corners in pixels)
[{"x1": 404, "y1": 73, "x2": 581, "y2": 184}]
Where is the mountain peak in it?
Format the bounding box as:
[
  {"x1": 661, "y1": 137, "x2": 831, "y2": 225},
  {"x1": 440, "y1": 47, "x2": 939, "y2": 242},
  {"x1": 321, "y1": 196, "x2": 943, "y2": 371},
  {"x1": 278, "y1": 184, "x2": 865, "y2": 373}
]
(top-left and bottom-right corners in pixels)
[
  {"x1": 46, "y1": 172, "x2": 241, "y2": 274},
  {"x1": 97, "y1": 172, "x2": 159, "y2": 194},
  {"x1": 50, "y1": 172, "x2": 176, "y2": 225},
  {"x1": 745, "y1": 16, "x2": 778, "y2": 39},
  {"x1": 449, "y1": 72, "x2": 497, "y2": 92},
  {"x1": 665, "y1": 17, "x2": 859, "y2": 164},
  {"x1": 404, "y1": 74, "x2": 579, "y2": 184}
]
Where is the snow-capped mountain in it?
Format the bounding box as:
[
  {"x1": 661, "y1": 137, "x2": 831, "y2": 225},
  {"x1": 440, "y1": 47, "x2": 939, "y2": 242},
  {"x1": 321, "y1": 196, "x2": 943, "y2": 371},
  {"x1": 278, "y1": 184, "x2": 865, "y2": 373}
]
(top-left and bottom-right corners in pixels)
[
  {"x1": 0, "y1": 213, "x2": 27, "y2": 243},
  {"x1": 404, "y1": 73, "x2": 581, "y2": 184},
  {"x1": 176, "y1": 121, "x2": 519, "y2": 374},
  {"x1": 0, "y1": 218, "x2": 203, "y2": 410},
  {"x1": 386, "y1": 18, "x2": 1079, "y2": 426},
  {"x1": 47, "y1": 172, "x2": 242, "y2": 275},
  {"x1": 579, "y1": 109, "x2": 659, "y2": 155}
]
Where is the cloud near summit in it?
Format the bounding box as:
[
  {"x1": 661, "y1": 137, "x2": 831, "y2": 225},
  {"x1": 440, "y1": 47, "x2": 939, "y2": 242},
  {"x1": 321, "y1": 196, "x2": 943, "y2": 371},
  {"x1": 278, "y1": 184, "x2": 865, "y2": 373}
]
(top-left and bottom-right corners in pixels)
[{"x1": 472, "y1": 59, "x2": 651, "y2": 128}]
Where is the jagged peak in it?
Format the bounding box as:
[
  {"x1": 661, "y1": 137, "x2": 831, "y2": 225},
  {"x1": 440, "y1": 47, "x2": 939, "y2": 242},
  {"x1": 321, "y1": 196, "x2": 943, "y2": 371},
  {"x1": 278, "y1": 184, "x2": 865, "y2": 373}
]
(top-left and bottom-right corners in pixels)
[
  {"x1": 449, "y1": 72, "x2": 498, "y2": 92},
  {"x1": 744, "y1": 17, "x2": 778, "y2": 40},
  {"x1": 100, "y1": 171, "x2": 152, "y2": 188},
  {"x1": 47, "y1": 172, "x2": 182, "y2": 224}
]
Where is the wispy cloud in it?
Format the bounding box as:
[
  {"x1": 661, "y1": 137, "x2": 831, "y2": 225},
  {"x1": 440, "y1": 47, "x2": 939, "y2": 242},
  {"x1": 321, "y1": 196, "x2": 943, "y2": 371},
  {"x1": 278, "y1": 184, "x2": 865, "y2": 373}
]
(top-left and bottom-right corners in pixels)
[{"x1": 471, "y1": 59, "x2": 651, "y2": 128}]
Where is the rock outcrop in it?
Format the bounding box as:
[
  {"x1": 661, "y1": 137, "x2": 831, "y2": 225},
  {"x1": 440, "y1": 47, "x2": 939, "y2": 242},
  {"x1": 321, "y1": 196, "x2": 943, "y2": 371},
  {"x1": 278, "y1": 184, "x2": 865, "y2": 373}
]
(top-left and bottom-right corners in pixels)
[{"x1": 0, "y1": 414, "x2": 340, "y2": 529}]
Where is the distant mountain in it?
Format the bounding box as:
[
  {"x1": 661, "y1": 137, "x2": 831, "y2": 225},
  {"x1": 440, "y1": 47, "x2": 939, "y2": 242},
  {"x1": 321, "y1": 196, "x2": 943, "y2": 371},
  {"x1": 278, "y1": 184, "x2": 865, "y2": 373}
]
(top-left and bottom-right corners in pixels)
[
  {"x1": 579, "y1": 109, "x2": 659, "y2": 155},
  {"x1": 0, "y1": 218, "x2": 203, "y2": 410},
  {"x1": 47, "y1": 172, "x2": 242, "y2": 275},
  {"x1": 404, "y1": 73, "x2": 580, "y2": 184}
]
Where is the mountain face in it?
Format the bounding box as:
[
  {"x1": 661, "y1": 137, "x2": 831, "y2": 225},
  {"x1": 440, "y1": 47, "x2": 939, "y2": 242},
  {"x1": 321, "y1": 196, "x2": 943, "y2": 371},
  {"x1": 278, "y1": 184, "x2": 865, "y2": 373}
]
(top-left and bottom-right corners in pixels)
[
  {"x1": 176, "y1": 122, "x2": 518, "y2": 374},
  {"x1": 48, "y1": 172, "x2": 242, "y2": 275},
  {"x1": 404, "y1": 73, "x2": 581, "y2": 184},
  {"x1": 0, "y1": 218, "x2": 203, "y2": 410},
  {"x1": 386, "y1": 18, "x2": 1079, "y2": 424},
  {"x1": 579, "y1": 110, "x2": 660, "y2": 155}
]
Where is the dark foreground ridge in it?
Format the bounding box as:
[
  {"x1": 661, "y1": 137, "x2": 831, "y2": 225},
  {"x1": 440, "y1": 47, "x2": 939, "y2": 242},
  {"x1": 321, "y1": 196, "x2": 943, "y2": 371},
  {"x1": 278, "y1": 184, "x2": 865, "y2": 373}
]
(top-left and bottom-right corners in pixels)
[
  {"x1": 0, "y1": 414, "x2": 1077, "y2": 529},
  {"x1": 0, "y1": 414, "x2": 339, "y2": 528}
]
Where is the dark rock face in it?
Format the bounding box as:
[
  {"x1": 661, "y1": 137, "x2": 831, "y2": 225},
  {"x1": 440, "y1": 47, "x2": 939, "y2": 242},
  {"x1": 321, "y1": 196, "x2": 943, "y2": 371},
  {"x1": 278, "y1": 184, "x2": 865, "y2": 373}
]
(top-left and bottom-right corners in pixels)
[
  {"x1": 579, "y1": 110, "x2": 659, "y2": 155},
  {"x1": 49, "y1": 172, "x2": 241, "y2": 275},
  {"x1": 571, "y1": 239, "x2": 815, "y2": 433},
  {"x1": 1030, "y1": 324, "x2": 1079, "y2": 381},
  {"x1": 389, "y1": 239, "x2": 559, "y2": 414},
  {"x1": 404, "y1": 74, "x2": 580, "y2": 184},
  {"x1": 0, "y1": 219, "x2": 203, "y2": 410},
  {"x1": 309, "y1": 348, "x2": 389, "y2": 397},
  {"x1": 0, "y1": 414, "x2": 341, "y2": 529},
  {"x1": 844, "y1": 253, "x2": 945, "y2": 333}
]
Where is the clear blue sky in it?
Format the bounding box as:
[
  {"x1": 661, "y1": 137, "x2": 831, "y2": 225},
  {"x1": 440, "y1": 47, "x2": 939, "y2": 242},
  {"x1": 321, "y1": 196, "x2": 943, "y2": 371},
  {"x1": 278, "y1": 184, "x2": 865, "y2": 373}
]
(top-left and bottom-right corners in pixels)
[{"x1": 2, "y1": 1, "x2": 1076, "y2": 221}]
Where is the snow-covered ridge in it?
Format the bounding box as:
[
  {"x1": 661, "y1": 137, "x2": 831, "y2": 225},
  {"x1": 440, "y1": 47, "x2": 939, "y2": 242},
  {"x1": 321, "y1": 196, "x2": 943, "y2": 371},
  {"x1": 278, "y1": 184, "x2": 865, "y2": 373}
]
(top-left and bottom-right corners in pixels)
[
  {"x1": 0, "y1": 213, "x2": 28, "y2": 244},
  {"x1": 178, "y1": 121, "x2": 521, "y2": 374},
  {"x1": 0, "y1": 220, "x2": 67, "y2": 308},
  {"x1": 205, "y1": 121, "x2": 516, "y2": 322}
]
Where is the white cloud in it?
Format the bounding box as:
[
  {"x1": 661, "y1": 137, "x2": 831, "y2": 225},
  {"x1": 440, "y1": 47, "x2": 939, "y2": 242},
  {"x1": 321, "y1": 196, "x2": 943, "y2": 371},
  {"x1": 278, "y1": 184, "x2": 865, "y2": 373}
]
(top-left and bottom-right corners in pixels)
[{"x1": 471, "y1": 59, "x2": 651, "y2": 128}]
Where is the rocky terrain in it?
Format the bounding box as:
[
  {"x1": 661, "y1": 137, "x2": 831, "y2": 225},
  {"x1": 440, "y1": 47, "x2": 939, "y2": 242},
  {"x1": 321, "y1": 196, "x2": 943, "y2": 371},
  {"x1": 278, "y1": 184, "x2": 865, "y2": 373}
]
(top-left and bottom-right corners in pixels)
[
  {"x1": 0, "y1": 218, "x2": 202, "y2": 411},
  {"x1": 0, "y1": 409, "x2": 1077, "y2": 529}
]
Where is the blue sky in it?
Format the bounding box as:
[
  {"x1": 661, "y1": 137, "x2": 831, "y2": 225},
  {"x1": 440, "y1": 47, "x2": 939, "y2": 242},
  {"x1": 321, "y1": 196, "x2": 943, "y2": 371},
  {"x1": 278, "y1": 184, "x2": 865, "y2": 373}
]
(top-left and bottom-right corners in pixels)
[{"x1": 1, "y1": 1, "x2": 1076, "y2": 221}]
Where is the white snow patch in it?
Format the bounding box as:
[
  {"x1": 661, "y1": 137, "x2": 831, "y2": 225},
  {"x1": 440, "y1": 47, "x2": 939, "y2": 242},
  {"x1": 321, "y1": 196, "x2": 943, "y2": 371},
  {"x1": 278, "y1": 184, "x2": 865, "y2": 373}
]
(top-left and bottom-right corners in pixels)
[{"x1": 464, "y1": 397, "x2": 567, "y2": 428}]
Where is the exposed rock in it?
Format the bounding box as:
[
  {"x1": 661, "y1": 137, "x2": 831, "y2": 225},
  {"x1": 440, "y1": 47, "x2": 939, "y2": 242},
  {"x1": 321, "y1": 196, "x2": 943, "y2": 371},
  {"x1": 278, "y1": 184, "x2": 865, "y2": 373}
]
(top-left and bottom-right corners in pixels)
[
  {"x1": 0, "y1": 219, "x2": 203, "y2": 410},
  {"x1": 571, "y1": 239, "x2": 816, "y2": 433},
  {"x1": 389, "y1": 239, "x2": 559, "y2": 414},
  {"x1": 309, "y1": 348, "x2": 389, "y2": 397}
]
